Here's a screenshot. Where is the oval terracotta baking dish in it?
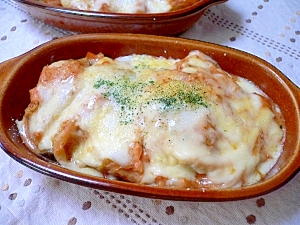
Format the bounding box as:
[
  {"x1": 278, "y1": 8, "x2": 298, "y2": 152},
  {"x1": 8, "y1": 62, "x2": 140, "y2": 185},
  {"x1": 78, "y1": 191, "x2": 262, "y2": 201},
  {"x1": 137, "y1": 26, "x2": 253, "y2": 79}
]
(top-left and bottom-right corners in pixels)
[
  {"x1": 13, "y1": 0, "x2": 226, "y2": 35},
  {"x1": 0, "y1": 34, "x2": 299, "y2": 201}
]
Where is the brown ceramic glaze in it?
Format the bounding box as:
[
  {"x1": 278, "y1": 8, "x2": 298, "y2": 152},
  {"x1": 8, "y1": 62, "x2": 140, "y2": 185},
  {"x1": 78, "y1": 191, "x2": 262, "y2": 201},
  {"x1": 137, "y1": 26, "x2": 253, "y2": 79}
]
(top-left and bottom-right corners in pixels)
[
  {"x1": 0, "y1": 34, "x2": 299, "y2": 201},
  {"x1": 13, "y1": 0, "x2": 226, "y2": 35}
]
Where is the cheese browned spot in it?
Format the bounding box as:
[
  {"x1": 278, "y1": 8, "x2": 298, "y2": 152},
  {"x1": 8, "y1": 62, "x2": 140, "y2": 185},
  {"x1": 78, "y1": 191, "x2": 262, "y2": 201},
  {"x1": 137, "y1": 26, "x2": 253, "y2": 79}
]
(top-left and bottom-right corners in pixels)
[{"x1": 17, "y1": 50, "x2": 285, "y2": 189}]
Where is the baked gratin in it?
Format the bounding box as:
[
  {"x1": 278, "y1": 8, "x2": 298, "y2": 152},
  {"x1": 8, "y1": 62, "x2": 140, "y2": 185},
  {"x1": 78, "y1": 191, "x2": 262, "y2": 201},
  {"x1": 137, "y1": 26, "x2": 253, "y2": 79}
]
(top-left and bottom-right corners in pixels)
[
  {"x1": 17, "y1": 50, "x2": 285, "y2": 189},
  {"x1": 44, "y1": 0, "x2": 199, "y2": 13}
]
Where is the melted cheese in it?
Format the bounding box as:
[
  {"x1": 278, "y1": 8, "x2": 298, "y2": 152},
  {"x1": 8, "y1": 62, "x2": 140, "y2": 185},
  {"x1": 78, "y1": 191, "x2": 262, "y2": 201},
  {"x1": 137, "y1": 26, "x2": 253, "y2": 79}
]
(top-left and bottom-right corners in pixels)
[
  {"x1": 59, "y1": 0, "x2": 181, "y2": 13},
  {"x1": 17, "y1": 50, "x2": 285, "y2": 189}
]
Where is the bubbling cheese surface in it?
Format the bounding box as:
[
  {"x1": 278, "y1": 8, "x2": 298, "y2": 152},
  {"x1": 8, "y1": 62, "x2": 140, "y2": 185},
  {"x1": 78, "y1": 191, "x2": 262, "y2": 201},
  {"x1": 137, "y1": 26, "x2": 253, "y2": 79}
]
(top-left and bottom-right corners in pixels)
[{"x1": 17, "y1": 50, "x2": 285, "y2": 189}]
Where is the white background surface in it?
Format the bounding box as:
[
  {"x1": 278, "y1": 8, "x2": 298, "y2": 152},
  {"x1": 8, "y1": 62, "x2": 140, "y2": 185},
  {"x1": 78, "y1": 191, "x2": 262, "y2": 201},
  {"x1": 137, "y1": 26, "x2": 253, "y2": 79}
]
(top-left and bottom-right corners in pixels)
[{"x1": 0, "y1": 0, "x2": 299, "y2": 224}]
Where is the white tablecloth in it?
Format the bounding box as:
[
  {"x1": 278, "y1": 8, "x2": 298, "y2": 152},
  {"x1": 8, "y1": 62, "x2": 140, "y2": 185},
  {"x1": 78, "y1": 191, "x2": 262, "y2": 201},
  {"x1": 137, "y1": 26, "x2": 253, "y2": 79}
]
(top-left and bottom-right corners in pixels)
[{"x1": 0, "y1": 0, "x2": 299, "y2": 224}]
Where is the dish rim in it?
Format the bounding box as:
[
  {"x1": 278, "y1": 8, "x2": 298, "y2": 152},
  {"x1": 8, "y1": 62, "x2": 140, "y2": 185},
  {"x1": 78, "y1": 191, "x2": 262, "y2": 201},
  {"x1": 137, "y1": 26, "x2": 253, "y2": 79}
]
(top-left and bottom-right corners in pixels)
[
  {"x1": 0, "y1": 33, "x2": 299, "y2": 201},
  {"x1": 13, "y1": 0, "x2": 227, "y2": 20}
]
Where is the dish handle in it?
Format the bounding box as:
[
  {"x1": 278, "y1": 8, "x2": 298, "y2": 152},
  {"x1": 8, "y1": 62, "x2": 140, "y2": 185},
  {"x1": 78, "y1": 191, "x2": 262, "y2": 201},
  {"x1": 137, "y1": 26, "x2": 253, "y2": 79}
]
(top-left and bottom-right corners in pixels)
[{"x1": 0, "y1": 57, "x2": 21, "y2": 87}]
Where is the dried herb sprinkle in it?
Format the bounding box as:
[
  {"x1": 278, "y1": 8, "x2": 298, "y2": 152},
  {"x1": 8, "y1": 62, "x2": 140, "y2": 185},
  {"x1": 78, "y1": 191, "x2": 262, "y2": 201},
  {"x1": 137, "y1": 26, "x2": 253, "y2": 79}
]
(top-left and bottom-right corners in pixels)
[{"x1": 94, "y1": 72, "x2": 208, "y2": 124}]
